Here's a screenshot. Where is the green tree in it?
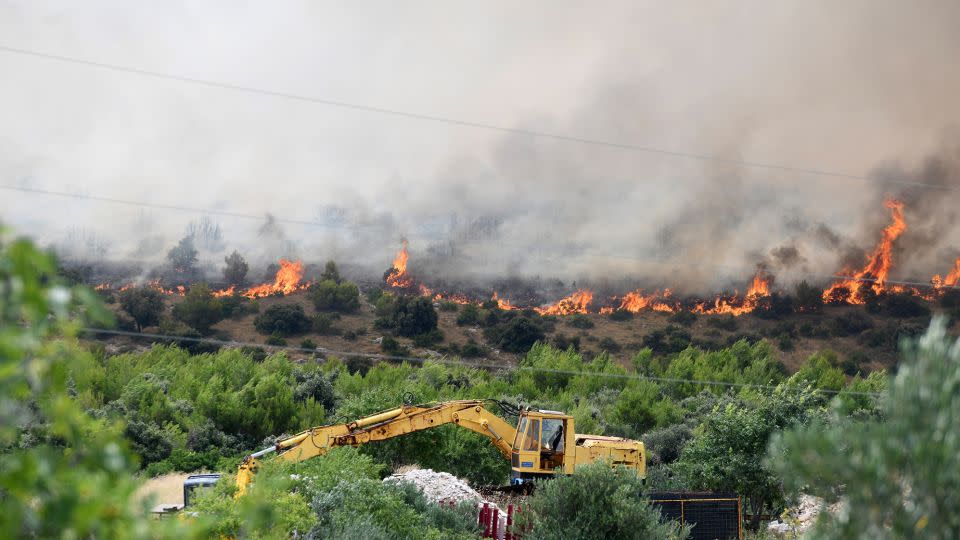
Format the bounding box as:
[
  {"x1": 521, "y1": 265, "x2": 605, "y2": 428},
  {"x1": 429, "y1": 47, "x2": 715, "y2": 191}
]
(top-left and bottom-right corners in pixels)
[
  {"x1": 520, "y1": 463, "x2": 687, "y2": 540},
  {"x1": 222, "y1": 250, "x2": 249, "y2": 285},
  {"x1": 389, "y1": 296, "x2": 438, "y2": 337},
  {"x1": 495, "y1": 317, "x2": 545, "y2": 353},
  {"x1": 0, "y1": 230, "x2": 204, "y2": 538},
  {"x1": 167, "y1": 235, "x2": 198, "y2": 272},
  {"x1": 321, "y1": 260, "x2": 342, "y2": 283},
  {"x1": 254, "y1": 303, "x2": 312, "y2": 336},
  {"x1": 310, "y1": 279, "x2": 361, "y2": 312},
  {"x1": 119, "y1": 286, "x2": 165, "y2": 331},
  {"x1": 676, "y1": 387, "x2": 821, "y2": 527},
  {"x1": 172, "y1": 283, "x2": 224, "y2": 334},
  {"x1": 770, "y1": 318, "x2": 959, "y2": 539}
]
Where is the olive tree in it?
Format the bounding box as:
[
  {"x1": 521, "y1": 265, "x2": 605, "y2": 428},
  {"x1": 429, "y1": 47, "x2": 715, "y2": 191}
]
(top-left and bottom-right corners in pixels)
[{"x1": 770, "y1": 317, "x2": 960, "y2": 539}]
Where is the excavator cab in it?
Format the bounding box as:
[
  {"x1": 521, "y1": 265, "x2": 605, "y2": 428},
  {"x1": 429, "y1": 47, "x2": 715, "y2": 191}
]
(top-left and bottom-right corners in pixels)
[{"x1": 509, "y1": 410, "x2": 574, "y2": 486}]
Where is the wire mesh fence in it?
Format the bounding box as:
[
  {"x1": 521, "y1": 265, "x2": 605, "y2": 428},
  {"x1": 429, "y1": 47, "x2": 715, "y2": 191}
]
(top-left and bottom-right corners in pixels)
[{"x1": 649, "y1": 491, "x2": 742, "y2": 540}]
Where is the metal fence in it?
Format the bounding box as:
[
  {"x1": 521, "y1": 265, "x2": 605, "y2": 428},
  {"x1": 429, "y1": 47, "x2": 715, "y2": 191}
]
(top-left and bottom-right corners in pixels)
[{"x1": 650, "y1": 492, "x2": 742, "y2": 540}]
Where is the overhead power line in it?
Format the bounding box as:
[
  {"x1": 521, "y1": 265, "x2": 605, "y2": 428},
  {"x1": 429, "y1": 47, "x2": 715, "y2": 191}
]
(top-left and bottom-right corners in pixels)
[
  {"x1": 81, "y1": 327, "x2": 884, "y2": 397},
  {"x1": 0, "y1": 184, "x2": 365, "y2": 229},
  {"x1": 0, "y1": 44, "x2": 953, "y2": 192}
]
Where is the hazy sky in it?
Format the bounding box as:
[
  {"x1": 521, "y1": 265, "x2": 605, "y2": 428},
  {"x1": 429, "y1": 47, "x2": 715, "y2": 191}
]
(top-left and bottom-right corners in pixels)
[{"x1": 2, "y1": 1, "x2": 959, "y2": 290}]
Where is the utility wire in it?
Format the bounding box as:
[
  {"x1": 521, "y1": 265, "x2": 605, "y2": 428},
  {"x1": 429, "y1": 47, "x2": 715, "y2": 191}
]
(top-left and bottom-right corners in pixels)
[
  {"x1": 0, "y1": 44, "x2": 953, "y2": 192},
  {"x1": 0, "y1": 184, "x2": 366, "y2": 229},
  {"x1": 81, "y1": 327, "x2": 884, "y2": 397}
]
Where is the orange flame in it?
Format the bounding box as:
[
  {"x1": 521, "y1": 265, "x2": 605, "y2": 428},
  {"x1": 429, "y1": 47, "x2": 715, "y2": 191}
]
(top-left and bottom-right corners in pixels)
[
  {"x1": 823, "y1": 199, "x2": 905, "y2": 303},
  {"x1": 242, "y1": 259, "x2": 307, "y2": 298},
  {"x1": 693, "y1": 269, "x2": 772, "y2": 316},
  {"x1": 492, "y1": 292, "x2": 517, "y2": 311},
  {"x1": 212, "y1": 285, "x2": 236, "y2": 298},
  {"x1": 386, "y1": 240, "x2": 414, "y2": 288},
  {"x1": 535, "y1": 289, "x2": 594, "y2": 315},
  {"x1": 938, "y1": 257, "x2": 960, "y2": 288},
  {"x1": 615, "y1": 289, "x2": 678, "y2": 314}
]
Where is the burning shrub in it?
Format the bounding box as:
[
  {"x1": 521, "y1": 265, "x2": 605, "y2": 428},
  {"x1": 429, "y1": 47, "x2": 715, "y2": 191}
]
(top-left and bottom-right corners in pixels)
[
  {"x1": 309, "y1": 279, "x2": 360, "y2": 312},
  {"x1": 793, "y1": 280, "x2": 823, "y2": 313},
  {"x1": 254, "y1": 304, "x2": 312, "y2": 336},
  {"x1": 118, "y1": 286, "x2": 165, "y2": 332},
  {"x1": 387, "y1": 296, "x2": 438, "y2": 337},
  {"x1": 222, "y1": 250, "x2": 249, "y2": 285},
  {"x1": 171, "y1": 283, "x2": 225, "y2": 335}
]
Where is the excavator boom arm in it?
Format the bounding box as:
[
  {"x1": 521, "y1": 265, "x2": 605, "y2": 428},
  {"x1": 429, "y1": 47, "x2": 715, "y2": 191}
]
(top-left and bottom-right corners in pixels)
[{"x1": 236, "y1": 400, "x2": 516, "y2": 494}]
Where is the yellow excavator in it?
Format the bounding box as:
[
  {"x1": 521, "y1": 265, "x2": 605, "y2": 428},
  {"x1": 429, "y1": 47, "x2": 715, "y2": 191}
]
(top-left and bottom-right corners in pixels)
[{"x1": 181, "y1": 399, "x2": 644, "y2": 505}]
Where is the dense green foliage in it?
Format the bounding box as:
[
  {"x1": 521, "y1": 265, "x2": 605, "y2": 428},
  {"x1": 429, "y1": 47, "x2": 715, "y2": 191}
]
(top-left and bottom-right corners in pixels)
[
  {"x1": 254, "y1": 303, "x2": 312, "y2": 336},
  {"x1": 520, "y1": 463, "x2": 688, "y2": 540},
  {"x1": 119, "y1": 286, "x2": 165, "y2": 331},
  {"x1": 309, "y1": 278, "x2": 361, "y2": 312},
  {"x1": 387, "y1": 295, "x2": 439, "y2": 337},
  {"x1": 0, "y1": 232, "x2": 206, "y2": 538},
  {"x1": 69, "y1": 347, "x2": 330, "y2": 474},
  {"x1": 771, "y1": 317, "x2": 960, "y2": 538},
  {"x1": 172, "y1": 283, "x2": 225, "y2": 334}
]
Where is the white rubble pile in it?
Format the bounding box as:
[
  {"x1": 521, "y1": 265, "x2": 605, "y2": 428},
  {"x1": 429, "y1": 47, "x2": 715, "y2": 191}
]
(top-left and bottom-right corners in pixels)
[
  {"x1": 768, "y1": 494, "x2": 843, "y2": 537},
  {"x1": 383, "y1": 468, "x2": 484, "y2": 504},
  {"x1": 384, "y1": 468, "x2": 510, "y2": 539}
]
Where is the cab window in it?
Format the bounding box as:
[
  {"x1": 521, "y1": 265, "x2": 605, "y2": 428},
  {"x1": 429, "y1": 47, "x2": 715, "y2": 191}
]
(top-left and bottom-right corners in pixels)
[
  {"x1": 523, "y1": 419, "x2": 540, "y2": 451},
  {"x1": 541, "y1": 418, "x2": 564, "y2": 452},
  {"x1": 514, "y1": 417, "x2": 528, "y2": 450}
]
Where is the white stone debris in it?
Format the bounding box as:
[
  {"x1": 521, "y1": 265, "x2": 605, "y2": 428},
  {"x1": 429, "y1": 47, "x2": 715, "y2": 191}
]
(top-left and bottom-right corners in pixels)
[
  {"x1": 384, "y1": 468, "x2": 484, "y2": 505},
  {"x1": 767, "y1": 494, "x2": 844, "y2": 537},
  {"x1": 384, "y1": 468, "x2": 510, "y2": 539}
]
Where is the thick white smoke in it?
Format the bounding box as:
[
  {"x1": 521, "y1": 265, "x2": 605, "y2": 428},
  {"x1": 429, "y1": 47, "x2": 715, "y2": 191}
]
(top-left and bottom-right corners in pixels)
[{"x1": 1, "y1": 1, "x2": 959, "y2": 292}]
